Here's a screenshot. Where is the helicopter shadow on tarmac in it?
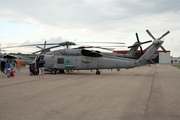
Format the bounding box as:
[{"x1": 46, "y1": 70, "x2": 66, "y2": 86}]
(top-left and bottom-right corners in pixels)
[{"x1": 43, "y1": 68, "x2": 155, "y2": 77}]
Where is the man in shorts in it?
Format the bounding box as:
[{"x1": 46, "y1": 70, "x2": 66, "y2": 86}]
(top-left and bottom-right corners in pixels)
[
  {"x1": 17, "y1": 58, "x2": 22, "y2": 73},
  {"x1": 38, "y1": 58, "x2": 45, "y2": 78}
]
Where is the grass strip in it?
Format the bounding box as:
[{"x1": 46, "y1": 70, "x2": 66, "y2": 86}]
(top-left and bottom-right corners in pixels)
[{"x1": 172, "y1": 64, "x2": 180, "y2": 69}]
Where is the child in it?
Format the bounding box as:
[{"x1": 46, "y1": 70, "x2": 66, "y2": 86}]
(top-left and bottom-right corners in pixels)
[{"x1": 10, "y1": 68, "x2": 14, "y2": 77}]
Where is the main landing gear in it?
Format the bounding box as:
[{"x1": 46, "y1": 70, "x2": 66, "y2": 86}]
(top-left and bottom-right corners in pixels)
[
  {"x1": 96, "y1": 70, "x2": 100, "y2": 75},
  {"x1": 51, "y1": 69, "x2": 65, "y2": 74},
  {"x1": 51, "y1": 68, "x2": 57, "y2": 74}
]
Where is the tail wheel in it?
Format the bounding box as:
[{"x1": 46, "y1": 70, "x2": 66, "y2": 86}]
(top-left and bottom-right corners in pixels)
[{"x1": 51, "y1": 68, "x2": 57, "y2": 74}]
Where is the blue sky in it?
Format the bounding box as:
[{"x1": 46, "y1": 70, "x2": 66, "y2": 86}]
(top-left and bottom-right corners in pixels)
[{"x1": 0, "y1": 0, "x2": 180, "y2": 56}]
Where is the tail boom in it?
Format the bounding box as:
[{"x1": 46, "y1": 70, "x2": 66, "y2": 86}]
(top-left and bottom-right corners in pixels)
[{"x1": 136, "y1": 40, "x2": 164, "y2": 66}]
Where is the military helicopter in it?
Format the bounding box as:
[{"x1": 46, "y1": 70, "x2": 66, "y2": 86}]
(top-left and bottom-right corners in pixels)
[
  {"x1": 1, "y1": 29, "x2": 169, "y2": 75},
  {"x1": 33, "y1": 29, "x2": 169, "y2": 75}
]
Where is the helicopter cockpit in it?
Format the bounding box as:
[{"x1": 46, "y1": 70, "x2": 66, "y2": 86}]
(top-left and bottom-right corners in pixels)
[{"x1": 35, "y1": 54, "x2": 44, "y2": 61}]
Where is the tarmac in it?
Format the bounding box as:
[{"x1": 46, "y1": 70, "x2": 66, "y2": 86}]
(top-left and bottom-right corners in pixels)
[{"x1": 0, "y1": 64, "x2": 180, "y2": 120}]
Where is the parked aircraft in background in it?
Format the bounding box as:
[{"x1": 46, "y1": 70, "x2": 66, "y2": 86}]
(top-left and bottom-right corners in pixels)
[{"x1": 0, "y1": 54, "x2": 36, "y2": 66}]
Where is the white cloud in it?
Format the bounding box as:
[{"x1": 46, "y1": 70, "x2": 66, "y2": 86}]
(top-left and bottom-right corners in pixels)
[{"x1": 0, "y1": 0, "x2": 180, "y2": 56}]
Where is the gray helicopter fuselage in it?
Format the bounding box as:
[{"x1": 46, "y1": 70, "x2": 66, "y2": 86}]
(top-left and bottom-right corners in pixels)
[
  {"x1": 44, "y1": 49, "x2": 136, "y2": 71},
  {"x1": 43, "y1": 38, "x2": 165, "y2": 72}
]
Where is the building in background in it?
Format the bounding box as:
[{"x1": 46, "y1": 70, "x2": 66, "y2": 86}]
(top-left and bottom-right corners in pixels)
[{"x1": 171, "y1": 57, "x2": 180, "y2": 64}]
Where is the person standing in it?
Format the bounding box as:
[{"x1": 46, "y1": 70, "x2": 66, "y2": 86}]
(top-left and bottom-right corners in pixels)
[
  {"x1": 36, "y1": 59, "x2": 39, "y2": 75},
  {"x1": 38, "y1": 58, "x2": 45, "y2": 79},
  {"x1": 5, "y1": 61, "x2": 11, "y2": 78},
  {"x1": 1, "y1": 59, "x2": 6, "y2": 75},
  {"x1": 17, "y1": 58, "x2": 22, "y2": 73},
  {"x1": 13, "y1": 59, "x2": 17, "y2": 73}
]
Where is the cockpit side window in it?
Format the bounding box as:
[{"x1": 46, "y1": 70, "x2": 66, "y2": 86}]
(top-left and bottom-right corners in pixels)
[{"x1": 57, "y1": 58, "x2": 64, "y2": 64}]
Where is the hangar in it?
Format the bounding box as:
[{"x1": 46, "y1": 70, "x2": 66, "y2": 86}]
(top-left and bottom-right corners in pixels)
[{"x1": 113, "y1": 50, "x2": 171, "y2": 64}]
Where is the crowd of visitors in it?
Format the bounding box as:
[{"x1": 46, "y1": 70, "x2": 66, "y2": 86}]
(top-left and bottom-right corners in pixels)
[{"x1": 0, "y1": 57, "x2": 45, "y2": 78}]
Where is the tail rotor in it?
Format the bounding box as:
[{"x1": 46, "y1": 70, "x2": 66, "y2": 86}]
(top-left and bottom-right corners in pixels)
[{"x1": 146, "y1": 29, "x2": 170, "y2": 53}]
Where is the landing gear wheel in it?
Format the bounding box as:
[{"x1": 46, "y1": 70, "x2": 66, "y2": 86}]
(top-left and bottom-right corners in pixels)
[
  {"x1": 59, "y1": 69, "x2": 65, "y2": 73},
  {"x1": 96, "y1": 71, "x2": 100, "y2": 75},
  {"x1": 51, "y1": 69, "x2": 57, "y2": 74}
]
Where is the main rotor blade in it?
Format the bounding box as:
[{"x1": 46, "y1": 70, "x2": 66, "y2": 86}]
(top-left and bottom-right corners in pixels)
[
  {"x1": 44, "y1": 45, "x2": 61, "y2": 50},
  {"x1": 146, "y1": 29, "x2": 156, "y2": 40},
  {"x1": 0, "y1": 43, "x2": 57, "y2": 49},
  {"x1": 92, "y1": 47, "x2": 114, "y2": 51},
  {"x1": 32, "y1": 45, "x2": 61, "y2": 54},
  {"x1": 161, "y1": 46, "x2": 167, "y2": 53},
  {"x1": 1, "y1": 41, "x2": 125, "y2": 49},
  {"x1": 77, "y1": 42, "x2": 125, "y2": 44},
  {"x1": 32, "y1": 50, "x2": 43, "y2": 54},
  {"x1": 36, "y1": 46, "x2": 43, "y2": 49},
  {"x1": 77, "y1": 45, "x2": 126, "y2": 48},
  {"x1": 158, "y1": 31, "x2": 170, "y2": 40}
]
